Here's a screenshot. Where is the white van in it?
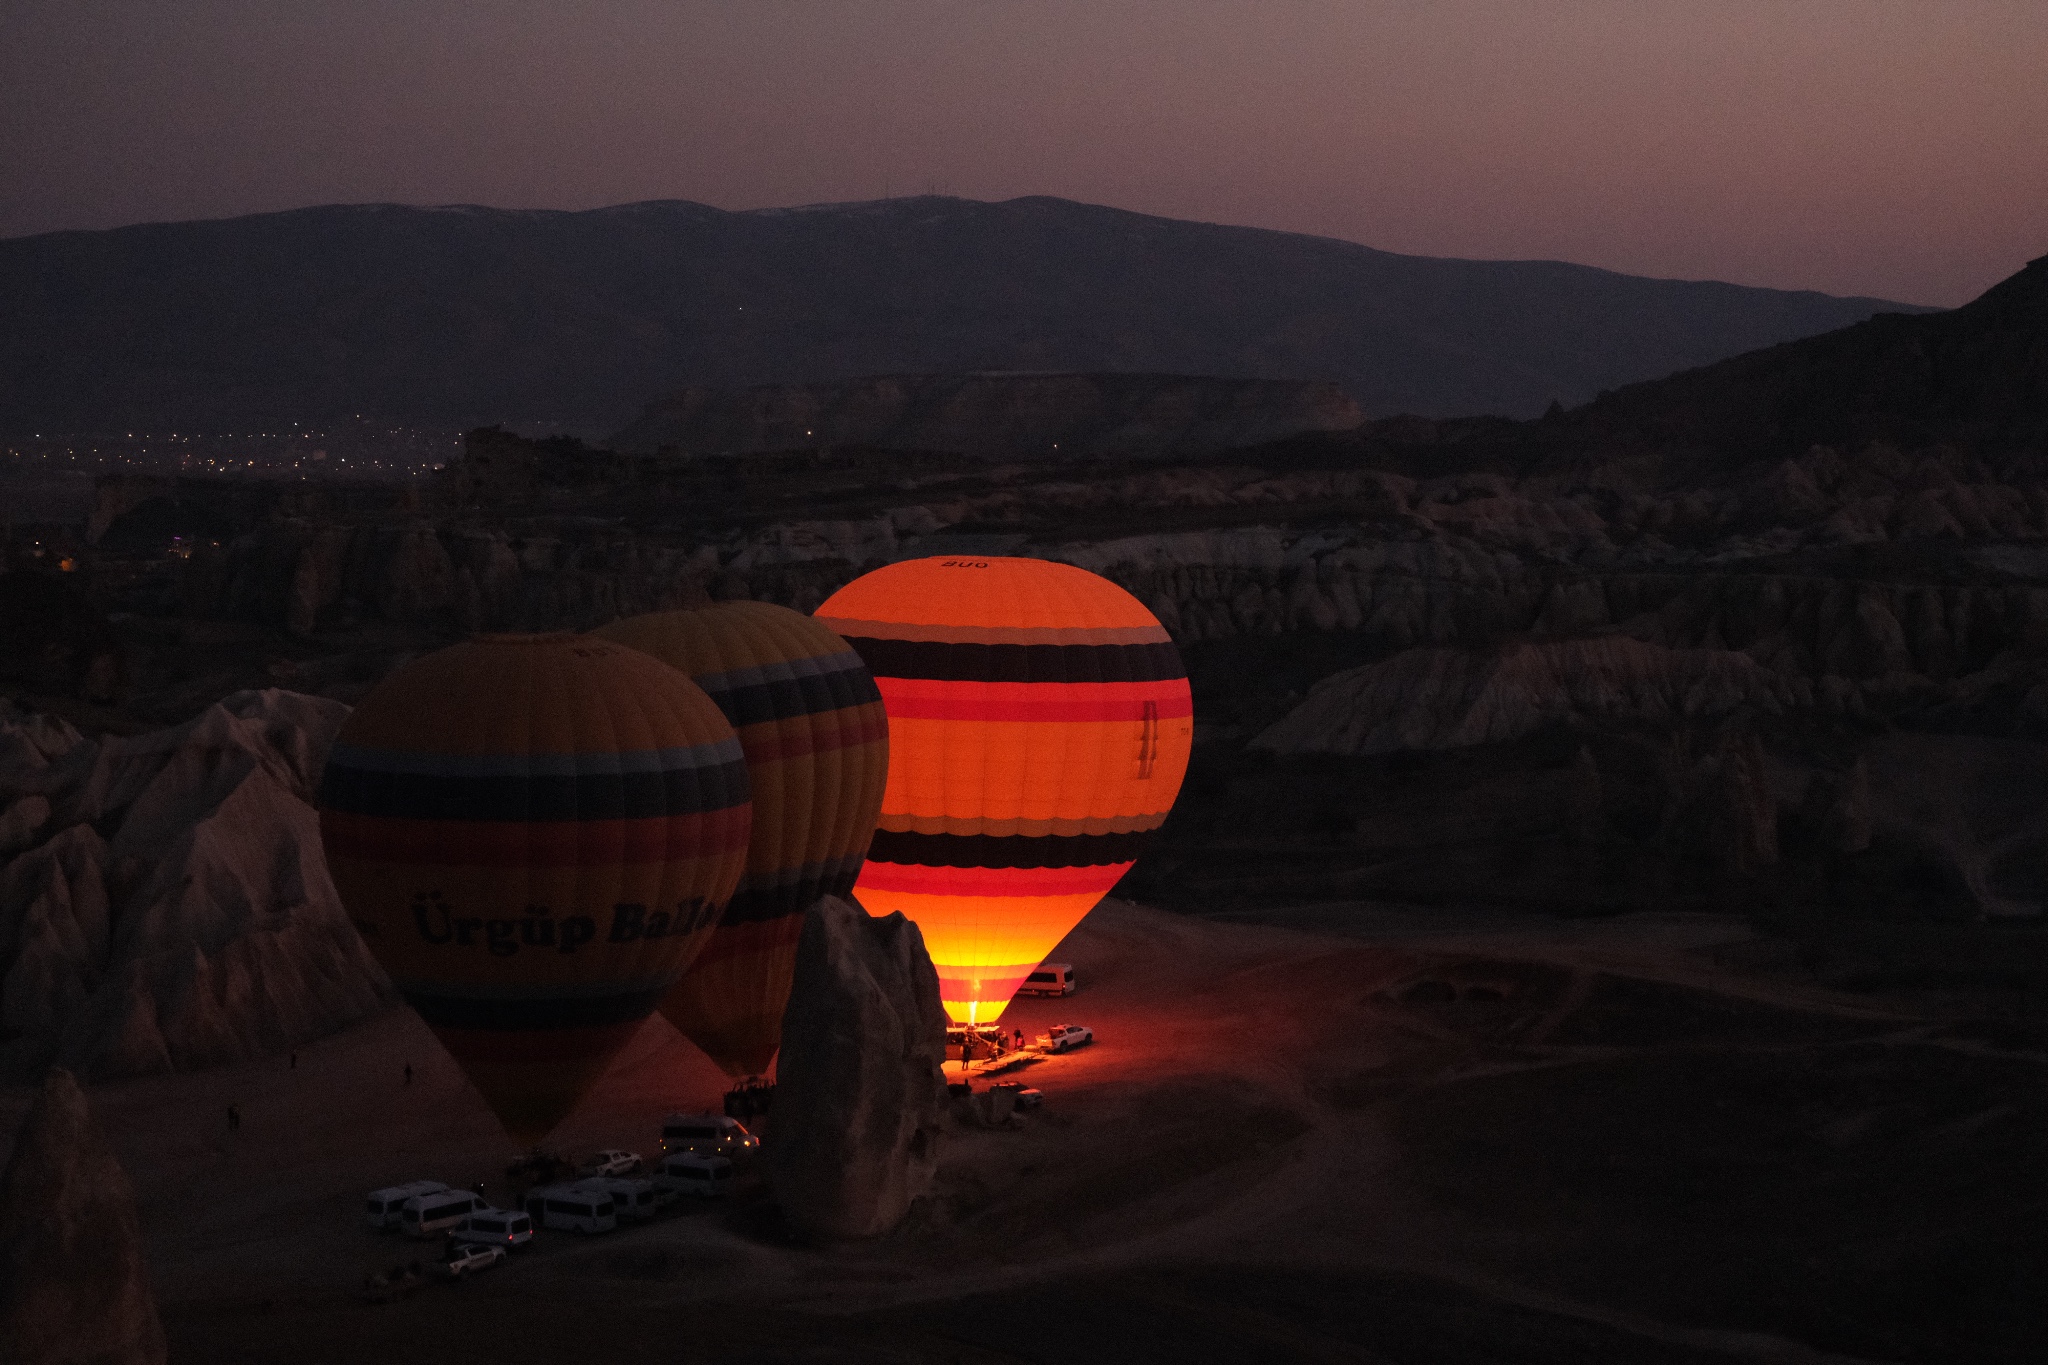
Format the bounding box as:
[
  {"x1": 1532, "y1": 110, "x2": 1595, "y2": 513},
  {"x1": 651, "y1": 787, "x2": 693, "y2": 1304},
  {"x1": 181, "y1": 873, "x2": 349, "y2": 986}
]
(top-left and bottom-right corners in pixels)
[
  {"x1": 449, "y1": 1205, "x2": 535, "y2": 1251},
  {"x1": 1018, "y1": 962, "x2": 1075, "y2": 997},
  {"x1": 574, "y1": 1175, "x2": 660, "y2": 1221},
  {"x1": 659, "y1": 1113, "x2": 758, "y2": 1156},
  {"x1": 653, "y1": 1152, "x2": 733, "y2": 1199},
  {"x1": 365, "y1": 1180, "x2": 451, "y2": 1232},
  {"x1": 400, "y1": 1188, "x2": 481, "y2": 1239},
  {"x1": 524, "y1": 1183, "x2": 618, "y2": 1234}
]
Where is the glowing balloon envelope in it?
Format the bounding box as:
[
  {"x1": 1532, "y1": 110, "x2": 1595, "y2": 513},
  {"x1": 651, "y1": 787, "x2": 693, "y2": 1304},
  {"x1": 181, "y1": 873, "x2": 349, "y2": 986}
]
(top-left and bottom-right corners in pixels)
[
  {"x1": 596, "y1": 602, "x2": 888, "y2": 1077},
  {"x1": 816, "y1": 557, "x2": 1193, "y2": 1024},
  {"x1": 318, "y1": 634, "x2": 751, "y2": 1143}
]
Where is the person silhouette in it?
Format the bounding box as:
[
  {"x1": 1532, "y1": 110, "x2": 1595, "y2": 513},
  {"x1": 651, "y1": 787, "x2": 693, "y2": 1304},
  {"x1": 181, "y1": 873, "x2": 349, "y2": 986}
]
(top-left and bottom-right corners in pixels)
[
  {"x1": 404, "y1": 1062, "x2": 414, "y2": 1086},
  {"x1": 227, "y1": 1103, "x2": 240, "y2": 1132}
]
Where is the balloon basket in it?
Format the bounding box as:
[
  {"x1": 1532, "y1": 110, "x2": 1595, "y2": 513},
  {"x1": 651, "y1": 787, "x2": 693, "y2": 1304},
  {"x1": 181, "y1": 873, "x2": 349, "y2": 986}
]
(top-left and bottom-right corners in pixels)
[{"x1": 723, "y1": 1078, "x2": 775, "y2": 1123}]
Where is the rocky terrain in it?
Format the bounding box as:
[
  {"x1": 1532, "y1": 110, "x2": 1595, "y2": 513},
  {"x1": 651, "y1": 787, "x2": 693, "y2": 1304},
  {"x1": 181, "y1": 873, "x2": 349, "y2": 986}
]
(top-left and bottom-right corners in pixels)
[
  {"x1": 0, "y1": 691, "x2": 391, "y2": 1082},
  {"x1": 5, "y1": 256, "x2": 2024, "y2": 953},
  {"x1": 0, "y1": 195, "x2": 1927, "y2": 435},
  {"x1": 2, "y1": 249, "x2": 2042, "y2": 1032},
  {"x1": 768, "y1": 896, "x2": 947, "y2": 1243},
  {"x1": 0, "y1": 1068, "x2": 165, "y2": 1364}
]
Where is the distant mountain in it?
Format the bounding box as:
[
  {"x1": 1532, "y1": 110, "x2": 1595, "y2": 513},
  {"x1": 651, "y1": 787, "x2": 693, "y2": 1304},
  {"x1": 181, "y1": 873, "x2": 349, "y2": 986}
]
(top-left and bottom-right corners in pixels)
[{"x1": 0, "y1": 196, "x2": 1935, "y2": 437}]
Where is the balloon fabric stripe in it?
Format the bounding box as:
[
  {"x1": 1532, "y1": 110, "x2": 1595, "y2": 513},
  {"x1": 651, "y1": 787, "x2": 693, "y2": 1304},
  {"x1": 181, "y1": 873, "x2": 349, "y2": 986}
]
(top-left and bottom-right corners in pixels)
[
  {"x1": 815, "y1": 618, "x2": 1171, "y2": 647},
  {"x1": 829, "y1": 636, "x2": 1185, "y2": 683},
  {"x1": 874, "y1": 691, "x2": 1190, "y2": 724},
  {"x1": 729, "y1": 703, "x2": 888, "y2": 762},
  {"x1": 320, "y1": 808, "x2": 752, "y2": 865},
  {"x1": 318, "y1": 757, "x2": 753, "y2": 821},
  {"x1": 866, "y1": 828, "x2": 1155, "y2": 867},
  {"x1": 856, "y1": 861, "x2": 1137, "y2": 897}
]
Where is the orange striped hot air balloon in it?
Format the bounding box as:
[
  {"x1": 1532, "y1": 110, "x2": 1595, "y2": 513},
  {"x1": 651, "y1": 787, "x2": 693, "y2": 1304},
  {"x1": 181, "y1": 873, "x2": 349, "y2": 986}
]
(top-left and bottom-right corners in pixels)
[
  {"x1": 816, "y1": 557, "x2": 1192, "y2": 1025},
  {"x1": 318, "y1": 634, "x2": 751, "y2": 1144},
  {"x1": 597, "y1": 602, "x2": 889, "y2": 1077}
]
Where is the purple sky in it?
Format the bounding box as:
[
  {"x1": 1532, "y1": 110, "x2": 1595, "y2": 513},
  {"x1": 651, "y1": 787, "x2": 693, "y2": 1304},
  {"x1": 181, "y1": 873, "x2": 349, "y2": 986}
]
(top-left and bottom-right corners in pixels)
[{"x1": 5, "y1": 1, "x2": 2043, "y2": 306}]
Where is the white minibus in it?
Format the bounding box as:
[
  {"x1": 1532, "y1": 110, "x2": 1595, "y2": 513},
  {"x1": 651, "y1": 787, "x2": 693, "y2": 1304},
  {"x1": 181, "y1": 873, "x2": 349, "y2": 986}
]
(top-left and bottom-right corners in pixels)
[
  {"x1": 659, "y1": 1113, "x2": 757, "y2": 1156},
  {"x1": 524, "y1": 1183, "x2": 618, "y2": 1234},
  {"x1": 365, "y1": 1180, "x2": 451, "y2": 1232},
  {"x1": 449, "y1": 1205, "x2": 535, "y2": 1251},
  {"x1": 400, "y1": 1189, "x2": 481, "y2": 1239},
  {"x1": 1018, "y1": 962, "x2": 1075, "y2": 997},
  {"x1": 653, "y1": 1152, "x2": 733, "y2": 1199},
  {"x1": 574, "y1": 1176, "x2": 660, "y2": 1221}
]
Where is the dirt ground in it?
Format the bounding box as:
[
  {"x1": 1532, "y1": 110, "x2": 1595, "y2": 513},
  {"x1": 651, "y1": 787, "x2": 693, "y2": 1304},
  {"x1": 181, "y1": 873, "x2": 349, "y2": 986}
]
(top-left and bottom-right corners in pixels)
[{"x1": 4, "y1": 898, "x2": 2043, "y2": 1365}]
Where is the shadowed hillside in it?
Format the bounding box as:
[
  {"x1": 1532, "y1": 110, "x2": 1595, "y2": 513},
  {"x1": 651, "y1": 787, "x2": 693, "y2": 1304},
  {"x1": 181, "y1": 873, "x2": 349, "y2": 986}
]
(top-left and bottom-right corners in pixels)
[
  {"x1": 0, "y1": 196, "x2": 1931, "y2": 436},
  {"x1": 1534, "y1": 251, "x2": 2048, "y2": 470}
]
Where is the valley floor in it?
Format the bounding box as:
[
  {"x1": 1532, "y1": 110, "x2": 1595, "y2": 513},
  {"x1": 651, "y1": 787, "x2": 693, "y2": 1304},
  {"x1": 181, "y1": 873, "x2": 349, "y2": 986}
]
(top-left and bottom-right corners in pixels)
[{"x1": 4, "y1": 899, "x2": 2041, "y2": 1365}]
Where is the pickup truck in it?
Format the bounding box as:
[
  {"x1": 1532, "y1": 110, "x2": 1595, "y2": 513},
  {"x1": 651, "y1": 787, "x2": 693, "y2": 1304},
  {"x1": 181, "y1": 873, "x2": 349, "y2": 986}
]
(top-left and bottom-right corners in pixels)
[
  {"x1": 437, "y1": 1242, "x2": 507, "y2": 1280},
  {"x1": 990, "y1": 1081, "x2": 1044, "y2": 1110},
  {"x1": 1039, "y1": 1024, "x2": 1094, "y2": 1053},
  {"x1": 579, "y1": 1149, "x2": 643, "y2": 1177}
]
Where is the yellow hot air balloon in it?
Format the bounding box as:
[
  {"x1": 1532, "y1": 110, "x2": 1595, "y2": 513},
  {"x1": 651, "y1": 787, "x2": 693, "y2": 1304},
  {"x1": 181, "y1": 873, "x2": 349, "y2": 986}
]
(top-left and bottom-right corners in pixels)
[
  {"x1": 816, "y1": 557, "x2": 1192, "y2": 1025},
  {"x1": 597, "y1": 602, "x2": 889, "y2": 1077},
  {"x1": 318, "y1": 634, "x2": 751, "y2": 1143}
]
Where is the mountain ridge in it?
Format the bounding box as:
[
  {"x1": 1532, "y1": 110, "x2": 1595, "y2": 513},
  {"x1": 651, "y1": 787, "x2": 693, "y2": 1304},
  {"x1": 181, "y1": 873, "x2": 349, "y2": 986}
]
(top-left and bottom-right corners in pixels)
[{"x1": 0, "y1": 194, "x2": 1935, "y2": 437}]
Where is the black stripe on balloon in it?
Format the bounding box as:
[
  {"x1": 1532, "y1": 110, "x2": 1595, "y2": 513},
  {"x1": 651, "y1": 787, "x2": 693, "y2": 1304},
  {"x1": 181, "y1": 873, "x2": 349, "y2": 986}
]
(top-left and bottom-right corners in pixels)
[
  {"x1": 717, "y1": 862, "x2": 867, "y2": 927},
  {"x1": 318, "y1": 757, "x2": 753, "y2": 822},
  {"x1": 866, "y1": 828, "x2": 1153, "y2": 869},
  {"x1": 702, "y1": 664, "x2": 882, "y2": 730},
  {"x1": 405, "y1": 985, "x2": 668, "y2": 1032},
  {"x1": 840, "y1": 637, "x2": 1184, "y2": 685}
]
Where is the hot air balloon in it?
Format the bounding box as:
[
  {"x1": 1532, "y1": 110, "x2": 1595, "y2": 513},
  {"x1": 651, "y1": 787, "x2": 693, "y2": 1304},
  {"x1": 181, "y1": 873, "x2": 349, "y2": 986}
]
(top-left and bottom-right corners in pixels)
[
  {"x1": 596, "y1": 602, "x2": 889, "y2": 1077},
  {"x1": 317, "y1": 634, "x2": 751, "y2": 1144},
  {"x1": 816, "y1": 557, "x2": 1193, "y2": 1025}
]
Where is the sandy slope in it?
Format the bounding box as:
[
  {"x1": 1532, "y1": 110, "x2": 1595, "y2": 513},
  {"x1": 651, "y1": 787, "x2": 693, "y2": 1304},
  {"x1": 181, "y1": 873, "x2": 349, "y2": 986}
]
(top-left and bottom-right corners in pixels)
[{"x1": 2, "y1": 899, "x2": 2040, "y2": 1364}]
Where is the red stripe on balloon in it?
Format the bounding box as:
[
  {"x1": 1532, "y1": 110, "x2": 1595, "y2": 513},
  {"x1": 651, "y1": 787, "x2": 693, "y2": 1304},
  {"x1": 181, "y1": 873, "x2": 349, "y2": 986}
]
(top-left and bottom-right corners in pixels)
[
  {"x1": 321, "y1": 806, "x2": 752, "y2": 866},
  {"x1": 856, "y1": 861, "x2": 1132, "y2": 897},
  {"x1": 876, "y1": 678, "x2": 1191, "y2": 723},
  {"x1": 682, "y1": 915, "x2": 799, "y2": 969},
  {"x1": 734, "y1": 704, "x2": 889, "y2": 763}
]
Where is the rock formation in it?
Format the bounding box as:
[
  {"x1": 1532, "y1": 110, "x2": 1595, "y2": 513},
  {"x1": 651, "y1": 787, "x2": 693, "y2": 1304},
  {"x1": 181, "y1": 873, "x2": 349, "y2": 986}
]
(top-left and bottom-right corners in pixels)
[
  {"x1": 1799, "y1": 760, "x2": 1873, "y2": 854},
  {"x1": 767, "y1": 895, "x2": 946, "y2": 1242},
  {"x1": 0, "y1": 690, "x2": 392, "y2": 1080},
  {"x1": 0, "y1": 1068, "x2": 166, "y2": 1365},
  {"x1": 1250, "y1": 636, "x2": 1800, "y2": 755}
]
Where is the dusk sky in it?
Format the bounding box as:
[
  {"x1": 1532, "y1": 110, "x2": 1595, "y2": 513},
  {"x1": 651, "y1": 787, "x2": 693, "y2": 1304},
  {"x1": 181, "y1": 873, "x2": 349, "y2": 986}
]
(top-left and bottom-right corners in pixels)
[{"x1": 5, "y1": 0, "x2": 2043, "y2": 307}]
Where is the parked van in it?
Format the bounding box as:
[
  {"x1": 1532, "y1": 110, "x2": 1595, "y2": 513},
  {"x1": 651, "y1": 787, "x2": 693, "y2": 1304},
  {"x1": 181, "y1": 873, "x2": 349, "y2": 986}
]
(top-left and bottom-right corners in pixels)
[
  {"x1": 523, "y1": 1183, "x2": 618, "y2": 1234},
  {"x1": 400, "y1": 1189, "x2": 481, "y2": 1239},
  {"x1": 449, "y1": 1205, "x2": 535, "y2": 1251},
  {"x1": 659, "y1": 1112, "x2": 758, "y2": 1156},
  {"x1": 364, "y1": 1180, "x2": 451, "y2": 1232},
  {"x1": 574, "y1": 1176, "x2": 660, "y2": 1221},
  {"x1": 1017, "y1": 962, "x2": 1075, "y2": 997},
  {"x1": 653, "y1": 1152, "x2": 733, "y2": 1199}
]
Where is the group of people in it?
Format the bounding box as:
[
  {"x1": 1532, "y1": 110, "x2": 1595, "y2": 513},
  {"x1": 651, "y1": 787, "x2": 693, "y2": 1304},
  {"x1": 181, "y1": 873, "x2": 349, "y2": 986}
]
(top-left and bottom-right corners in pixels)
[
  {"x1": 724, "y1": 1077, "x2": 775, "y2": 1120},
  {"x1": 956, "y1": 1026, "x2": 1029, "y2": 1067}
]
